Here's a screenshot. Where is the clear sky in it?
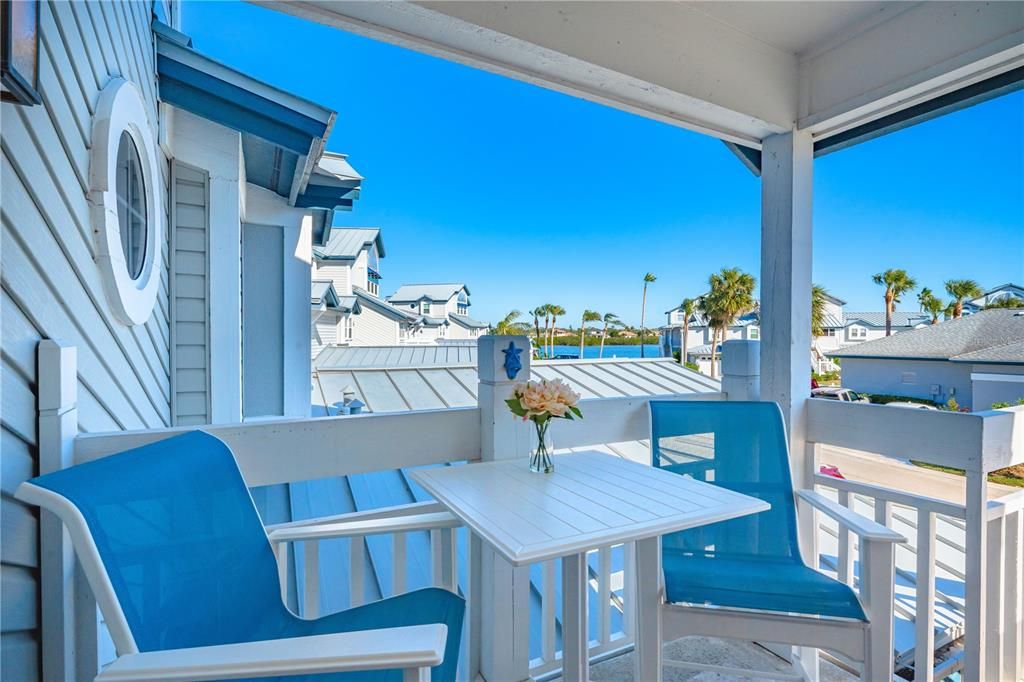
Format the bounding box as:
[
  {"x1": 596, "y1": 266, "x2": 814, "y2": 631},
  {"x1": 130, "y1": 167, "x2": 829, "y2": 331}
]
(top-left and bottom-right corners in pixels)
[{"x1": 183, "y1": 2, "x2": 1024, "y2": 327}]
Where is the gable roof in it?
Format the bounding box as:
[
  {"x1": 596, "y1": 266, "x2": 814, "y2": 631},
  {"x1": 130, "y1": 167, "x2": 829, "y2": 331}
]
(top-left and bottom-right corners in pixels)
[
  {"x1": 352, "y1": 286, "x2": 419, "y2": 322},
  {"x1": 314, "y1": 228, "x2": 385, "y2": 260},
  {"x1": 311, "y1": 280, "x2": 339, "y2": 307},
  {"x1": 450, "y1": 313, "x2": 490, "y2": 329},
  {"x1": 829, "y1": 310, "x2": 1024, "y2": 364},
  {"x1": 843, "y1": 311, "x2": 931, "y2": 328},
  {"x1": 389, "y1": 284, "x2": 468, "y2": 303}
]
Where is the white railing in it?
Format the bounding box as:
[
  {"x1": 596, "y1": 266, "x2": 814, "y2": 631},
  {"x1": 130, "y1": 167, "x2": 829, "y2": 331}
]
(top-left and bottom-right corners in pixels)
[{"x1": 807, "y1": 399, "x2": 1024, "y2": 682}]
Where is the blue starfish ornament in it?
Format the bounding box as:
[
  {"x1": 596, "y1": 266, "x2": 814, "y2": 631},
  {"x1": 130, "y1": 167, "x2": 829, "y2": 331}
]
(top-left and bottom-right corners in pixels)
[{"x1": 502, "y1": 341, "x2": 523, "y2": 380}]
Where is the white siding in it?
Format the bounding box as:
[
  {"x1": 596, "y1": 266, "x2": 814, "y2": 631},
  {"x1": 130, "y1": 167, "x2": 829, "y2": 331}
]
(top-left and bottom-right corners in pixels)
[
  {"x1": 314, "y1": 261, "x2": 351, "y2": 296},
  {"x1": 0, "y1": 2, "x2": 169, "y2": 678},
  {"x1": 351, "y1": 307, "x2": 400, "y2": 346},
  {"x1": 171, "y1": 163, "x2": 210, "y2": 426},
  {"x1": 312, "y1": 312, "x2": 341, "y2": 360}
]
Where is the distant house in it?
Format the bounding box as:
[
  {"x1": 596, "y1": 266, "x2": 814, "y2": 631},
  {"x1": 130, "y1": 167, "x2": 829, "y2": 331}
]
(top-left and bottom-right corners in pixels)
[
  {"x1": 661, "y1": 302, "x2": 760, "y2": 373},
  {"x1": 310, "y1": 280, "x2": 360, "y2": 360},
  {"x1": 963, "y1": 282, "x2": 1024, "y2": 314},
  {"x1": 829, "y1": 309, "x2": 1024, "y2": 410},
  {"x1": 388, "y1": 284, "x2": 490, "y2": 341}
]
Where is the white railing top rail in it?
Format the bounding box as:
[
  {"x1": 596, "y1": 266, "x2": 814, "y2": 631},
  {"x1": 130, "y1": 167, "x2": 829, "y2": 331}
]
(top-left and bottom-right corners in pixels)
[{"x1": 806, "y1": 399, "x2": 1024, "y2": 474}]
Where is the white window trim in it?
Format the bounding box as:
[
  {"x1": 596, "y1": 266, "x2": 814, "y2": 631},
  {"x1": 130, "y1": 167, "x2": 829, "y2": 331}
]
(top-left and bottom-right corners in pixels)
[{"x1": 89, "y1": 78, "x2": 163, "y2": 326}]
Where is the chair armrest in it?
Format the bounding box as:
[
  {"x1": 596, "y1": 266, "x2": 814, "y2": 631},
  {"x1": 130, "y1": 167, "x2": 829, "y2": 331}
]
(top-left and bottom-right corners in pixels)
[
  {"x1": 796, "y1": 490, "x2": 906, "y2": 543},
  {"x1": 267, "y1": 511, "x2": 460, "y2": 544},
  {"x1": 95, "y1": 624, "x2": 447, "y2": 681}
]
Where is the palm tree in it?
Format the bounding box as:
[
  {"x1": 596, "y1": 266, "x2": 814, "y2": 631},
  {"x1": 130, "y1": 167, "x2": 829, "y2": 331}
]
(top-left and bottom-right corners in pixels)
[
  {"x1": 578, "y1": 309, "x2": 601, "y2": 358},
  {"x1": 985, "y1": 295, "x2": 1024, "y2": 309},
  {"x1": 919, "y1": 290, "x2": 945, "y2": 324},
  {"x1": 872, "y1": 269, "x2": 917, "y2": 336},
  {"x1": 811, "y1": 284, "x2": 828, "y2": 338},
  {"x1": 493, "y1": 310, "x2": 523, "y2": 335},
  {"x1": 945, "y1": 279, "x2": 983, "y2": 318},
  {"x1": 548, "y1": 304, "x2": 566, "y2": 358},
  {"x1": 701, "y1": 268, "x2": 756, "y2": 377},
  {"x1": 598, "y1": 312, "x2": 621, "y2": 358},
  {"x1": 678, "y1": 298, "x2": 696, "y2": 366},
  {"x1": 639, "y1": 273, "x2": 656, "y2": 358},
  {"x1": 540, "y1": 304, "x2": 554, "y2": 358},
  {"x1": 529, "y1": 307, "x2": 545, "y2": 350}
]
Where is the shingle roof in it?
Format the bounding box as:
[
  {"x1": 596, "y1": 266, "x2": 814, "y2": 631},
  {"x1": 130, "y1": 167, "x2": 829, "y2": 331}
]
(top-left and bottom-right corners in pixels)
[
  {"x1": 314, "y1": 228, "x2": 384, "y2": 260},
  {"x1": 843, "y1": 311, "x2": 930, "y2": 328},
  {"x1": 388, "y1": 284, "x2": 468, "y2": 303},
  {"x1": 450, "y1": 313, "x2": 489, "y2": 329},
  {"x1": 829, "y1": 310, "x2": 1024, "y2": 363}
]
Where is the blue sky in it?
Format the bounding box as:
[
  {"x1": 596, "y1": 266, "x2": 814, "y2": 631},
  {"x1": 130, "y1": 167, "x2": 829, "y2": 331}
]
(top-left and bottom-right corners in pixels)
[{"x1": 183, "y1": 2, "x2": 1023, "y2": 327}]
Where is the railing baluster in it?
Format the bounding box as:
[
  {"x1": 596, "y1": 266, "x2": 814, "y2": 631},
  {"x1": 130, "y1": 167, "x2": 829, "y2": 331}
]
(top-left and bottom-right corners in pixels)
[
  {"x1": 304, "y1": 540, "x2": 320, "y2": 618},
  {"x1": 393, "y1": 532, "x2": 407, "y2": 596},
  {"x1": 599, "y1": 546, "x2": 611, "y2": 644},
  {"x1": 541, "y1": 559, "x2": 557, "y2": 664},
  {"x1": 623, "y1": 541, "x2": 636, "y2": 637},
  {"x1": 275, "y1": 541, "x2": 289, "y2": 604},
  {"x1": 875, "y1": 497, "x2": 892, "y2": 527},
  {"x1": 350, "y1": 536, "x2": 365, "y2": 607},
  {"x1": 837, "y1": 489, "x2": 854, "y2": 586},
  {"x1": 915, "y1": 510, "x2": 935, "y2": 682},
  {"x1": 1004, "y1": 507, "x2": 1023, "y2": 681},
  {"x1": 986, "y1": 513, "x2": 1006, "y2": 678},
  {"x1": 440, "y1": 527, "x2": 456, "y2": 591}
]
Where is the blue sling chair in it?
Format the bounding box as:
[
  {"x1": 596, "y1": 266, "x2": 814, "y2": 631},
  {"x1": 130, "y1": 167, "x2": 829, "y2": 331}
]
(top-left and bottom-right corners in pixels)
[
  {"x1": 649, "y1": 401, "x2": 904, "y2": 680},
  {"x1": 16, "y1": 431, "x2": 464, "y2": 681}
]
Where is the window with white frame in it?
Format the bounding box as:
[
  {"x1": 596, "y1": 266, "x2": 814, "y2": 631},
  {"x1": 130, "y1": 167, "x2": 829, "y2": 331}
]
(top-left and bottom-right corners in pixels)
[
  {"x1": 439, "y1": 324, "x2": 446, "y2": 337},
  {"x1": 344, "y1": 315, "x2": 354, "y2": 341},
  {"x1": 420, "y1": 301, "x2": 431, "y2": 315},
  {"x1": 748, "y1": 327, "x2": 760, "y2": 340},
  {"x1": 821, "y1": 328, "x2": 836, "y2": 337},
  {"x1": 367, "y1": 280, "x2": 379, "y2": 296},
  {"x1": 90, "y1": 79, "x2": 163, "y2": 326},
  {"x1": 849, "y1": 326, "x2": 867, "y2": 340}
]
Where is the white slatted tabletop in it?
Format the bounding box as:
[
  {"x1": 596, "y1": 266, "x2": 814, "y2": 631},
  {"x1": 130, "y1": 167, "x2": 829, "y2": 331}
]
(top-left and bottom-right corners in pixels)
[{"x1": 410, "y1": 449, "x2": 768, "y2": 566}]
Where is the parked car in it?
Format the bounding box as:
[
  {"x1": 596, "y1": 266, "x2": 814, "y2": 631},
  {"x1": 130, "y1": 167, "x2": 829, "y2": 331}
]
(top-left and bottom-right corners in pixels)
[
  {"x1": 886, "y1": 401, "x2": 939, "y2": 411},
  {"x1": 811, "y1": 387, "x2": 869, "y2": 403}
]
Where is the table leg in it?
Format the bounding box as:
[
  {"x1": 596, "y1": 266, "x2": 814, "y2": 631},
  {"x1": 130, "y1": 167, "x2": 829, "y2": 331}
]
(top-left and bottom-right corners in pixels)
[
  {"x1": 634, "y1": 536, "x2": 663, "y2": 682},
  {"x1": 562, "y1": 552, "x2": 589, "y2": 682}
]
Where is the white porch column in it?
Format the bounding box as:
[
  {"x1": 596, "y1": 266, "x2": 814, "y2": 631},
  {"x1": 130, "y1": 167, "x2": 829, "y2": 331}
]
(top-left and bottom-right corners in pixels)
[
  {"x1": 760, "y1": 130, "x2": 814, "y2": 491},
  {"x1": 476, "y1": 335, "x2": 532, "y2": 681},
  {"x1": 721, "y1": 340, "x2": 760, "y2": 401},
  {"x1": 38, "y1": 341, "x2": 98, "y2": 681},
  {"x1": 760, "y1": 132, "x2": 818, "y2": 680}
]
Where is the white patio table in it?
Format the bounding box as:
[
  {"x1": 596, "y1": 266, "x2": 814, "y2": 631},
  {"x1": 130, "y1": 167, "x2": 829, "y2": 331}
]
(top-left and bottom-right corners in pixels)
[{"x1": 410, "y1": 450, "x2": 769, "y2": 681}]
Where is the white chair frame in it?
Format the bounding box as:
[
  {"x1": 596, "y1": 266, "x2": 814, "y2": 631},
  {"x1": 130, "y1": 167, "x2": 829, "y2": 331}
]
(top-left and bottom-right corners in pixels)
[{"x1": 659, "y1": 489, "x2": 905, "y2": 681}]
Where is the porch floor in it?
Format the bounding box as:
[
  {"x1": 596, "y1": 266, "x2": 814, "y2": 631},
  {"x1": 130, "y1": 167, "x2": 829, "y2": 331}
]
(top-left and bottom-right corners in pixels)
[{"x1": 551, "y1": 636, "x2": 856, "y2": 681}]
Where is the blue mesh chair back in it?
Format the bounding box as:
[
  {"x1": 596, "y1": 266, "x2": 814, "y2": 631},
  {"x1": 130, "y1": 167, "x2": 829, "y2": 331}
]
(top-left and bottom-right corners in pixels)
[
  {"x1": 651, "y1": 401, "x2": 865, "y2": 620},
  {"x1": 28, "y1": 431, "x2": 464, "y2": 680}
]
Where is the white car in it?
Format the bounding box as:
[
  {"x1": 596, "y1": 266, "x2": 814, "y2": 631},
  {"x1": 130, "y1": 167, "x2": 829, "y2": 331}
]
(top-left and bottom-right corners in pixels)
[
  {"x1": 811, "y1": 387, "x2": 869, "y2": 403},
  {"x1": 886, "y1": 401, "x2": 938, "y2": 410}
]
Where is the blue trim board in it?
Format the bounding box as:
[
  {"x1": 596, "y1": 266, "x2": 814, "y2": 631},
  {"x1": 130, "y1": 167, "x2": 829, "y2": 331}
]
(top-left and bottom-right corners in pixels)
[{"x1": 158, "y1": 57, "x2": 327, "y2": 154}]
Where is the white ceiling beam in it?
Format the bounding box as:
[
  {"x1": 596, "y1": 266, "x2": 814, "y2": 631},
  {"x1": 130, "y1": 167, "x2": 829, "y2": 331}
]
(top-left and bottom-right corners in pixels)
[
  {"x1": 799, "y1": 1, "x2": 1024, "y2": 139},
  {"x1": 257, "y1": 0, "x2": 799, "y2": 147}
]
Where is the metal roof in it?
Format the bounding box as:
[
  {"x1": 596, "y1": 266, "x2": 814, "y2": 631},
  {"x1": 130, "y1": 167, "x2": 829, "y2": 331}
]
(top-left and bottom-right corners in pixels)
[
  {"x1": 843, "y1": 311, "x2": 930, "y2": 328},
  {"x1": 829, "y1": 310, "x2": 1024, "y2": 363},
  {"x1": 310, "y1": 280, "x2": 337, "y2": 307},
  {"x1": 314, "y1": 228, "x2": 385, "y2": 260},
  {"x1": 313, "y1": 356, "x2": 721, "y2": 414},
  {"x1": 450, "y1": 313, "x2": 489, "y2": 329},
  {"x1": 352, "y1": 287, "x2": 417, "y2": 322},
  {"x1": 821, "y1": 313, "x2": 845, "y2": 329},
  {"x1": 389, "y1": 284, "x2": 468, "y2": 303}
]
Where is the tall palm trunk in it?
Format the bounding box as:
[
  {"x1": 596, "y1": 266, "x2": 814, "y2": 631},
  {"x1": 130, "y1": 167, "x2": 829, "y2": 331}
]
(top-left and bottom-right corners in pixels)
[
  {"x1": 885, "y1": 292, "x2": 894, "y2": 336},
  {"x1": 709, "y1": 327, "x2": 719, "y2": 378},
  {"x1": 599, "y1": 324, "x2": 607, "y2": 358},
  {"x1": 579, "y1": 315, "x2": 585, "y2": 359},
  {"x1": 640, "y1": 285, "x2": 649, "y2": 358}
]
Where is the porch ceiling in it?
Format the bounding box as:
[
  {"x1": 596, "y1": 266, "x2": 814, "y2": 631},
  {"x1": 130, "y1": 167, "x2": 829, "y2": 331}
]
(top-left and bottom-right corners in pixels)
[{"x1": 259, "y1": 1, "x2": 1023, "y2": 148}]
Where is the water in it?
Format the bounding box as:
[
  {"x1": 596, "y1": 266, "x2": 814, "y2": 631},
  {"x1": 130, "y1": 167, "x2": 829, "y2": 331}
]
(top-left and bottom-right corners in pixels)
[{"x1": 546, "y1": 344, "x2": 663, "y2": 359}]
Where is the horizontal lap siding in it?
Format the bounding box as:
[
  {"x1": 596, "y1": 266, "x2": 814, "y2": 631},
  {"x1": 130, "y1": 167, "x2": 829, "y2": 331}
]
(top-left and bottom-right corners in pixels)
[
  {"x1": 0, "y1": 2, "x2": 169, "y2": 679},
  {"x1": 172, "y1": 164, "x2": 211, "y2": 426}
]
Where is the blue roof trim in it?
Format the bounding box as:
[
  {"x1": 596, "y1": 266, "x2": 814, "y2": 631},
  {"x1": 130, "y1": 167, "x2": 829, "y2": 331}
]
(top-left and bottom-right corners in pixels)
[{"x1": 157, "y1": 57, "x2": 327, "y2": 154}]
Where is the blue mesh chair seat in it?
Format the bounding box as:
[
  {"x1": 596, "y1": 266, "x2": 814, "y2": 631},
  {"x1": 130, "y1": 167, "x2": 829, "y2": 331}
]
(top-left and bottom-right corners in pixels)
[
  {"x1": 662, "y1": 551, "x2": 865, "y2": 620},
  {"x1": 22, "y1": 431, "x2": 464, "y2": 681},
  {"x1": 651, "y1": 401, "x2": 867, "y2": 623}
]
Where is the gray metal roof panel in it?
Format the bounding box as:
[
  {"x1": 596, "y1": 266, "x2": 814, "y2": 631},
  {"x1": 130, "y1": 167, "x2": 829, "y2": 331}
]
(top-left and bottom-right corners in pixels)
[
  {"x1": 389, "y1": 283, "x2": 468, "y2": 303},
  {"x1": 450, "y1": 313, "x2": 490, "y2": 329},
  {"x1": 315, "y1": 228, "x2": 384, "y2": 259}
]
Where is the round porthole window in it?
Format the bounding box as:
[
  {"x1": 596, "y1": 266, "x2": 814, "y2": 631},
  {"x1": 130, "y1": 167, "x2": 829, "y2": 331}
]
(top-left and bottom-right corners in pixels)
[
  {"x1": 115, "y1": 131, "x2": 147, "y2": 280},
  {"x1": 89, "y1": 78, "x2": 162, "y2": 326}
]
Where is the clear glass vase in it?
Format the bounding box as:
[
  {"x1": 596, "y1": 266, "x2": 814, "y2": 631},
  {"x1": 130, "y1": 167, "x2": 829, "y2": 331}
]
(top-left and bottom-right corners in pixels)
[{"x1": 529, "y1": 419, "x2": 554, "y2": 473}]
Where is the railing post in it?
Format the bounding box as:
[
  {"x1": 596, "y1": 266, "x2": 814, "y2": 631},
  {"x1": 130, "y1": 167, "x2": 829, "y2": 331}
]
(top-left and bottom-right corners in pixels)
[
  {"x1": 720, "y1": 339, "x2": 760, "y2": 401},
  {"x1": 476, "y1": 335, "x2": 532, "y2": 681},
  {"x1": 964, "y1": 466, "x2": 988, "y2": 681},
  {"x1": 38, "y1": 340, "x2": 97, "y2": 681}
]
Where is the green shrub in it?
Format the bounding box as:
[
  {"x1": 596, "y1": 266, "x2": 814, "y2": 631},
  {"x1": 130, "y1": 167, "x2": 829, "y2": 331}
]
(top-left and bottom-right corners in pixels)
[{"x1": 863, "y1": 394, "x2": 937, "y2": 406}]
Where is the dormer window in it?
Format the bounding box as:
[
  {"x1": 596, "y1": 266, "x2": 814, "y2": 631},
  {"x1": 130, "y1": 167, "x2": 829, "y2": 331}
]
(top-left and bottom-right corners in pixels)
[
  {"x1": 420, "y1": 301, "x2": 430, "y2": 315},
  {"x1": 367, "y1": 268, "x2": 381, "y2": 297}
]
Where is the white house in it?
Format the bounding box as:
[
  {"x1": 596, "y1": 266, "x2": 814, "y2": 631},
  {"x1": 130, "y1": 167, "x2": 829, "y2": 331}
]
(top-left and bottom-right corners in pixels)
[
  {"x1": 387, "y1": 283, "x2": 490, "y2": 341},
  {"x1": 661, "y1": 303, "x2": 760, "y2": 374},
  {"x1": 963, "y1": 282, "x2": 1024, "y2": 313},
  {"x1": 829, "y1": 310, "x2": 1024, "y2": 410}
]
